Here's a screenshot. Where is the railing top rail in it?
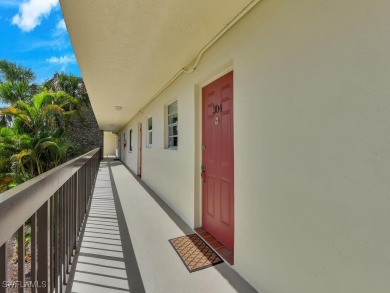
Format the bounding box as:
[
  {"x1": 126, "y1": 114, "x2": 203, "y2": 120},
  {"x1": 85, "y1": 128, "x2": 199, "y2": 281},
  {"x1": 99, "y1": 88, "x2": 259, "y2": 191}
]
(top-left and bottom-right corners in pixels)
[{"x1": 0, "y1": 148, "x2": 100, "y2": 247}]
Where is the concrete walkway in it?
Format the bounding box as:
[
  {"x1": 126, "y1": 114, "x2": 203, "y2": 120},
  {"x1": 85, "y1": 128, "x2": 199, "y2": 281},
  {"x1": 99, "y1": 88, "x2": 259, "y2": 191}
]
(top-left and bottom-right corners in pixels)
[{"x1": 69, "y1": 160, "x2": 257, "y2": 293}]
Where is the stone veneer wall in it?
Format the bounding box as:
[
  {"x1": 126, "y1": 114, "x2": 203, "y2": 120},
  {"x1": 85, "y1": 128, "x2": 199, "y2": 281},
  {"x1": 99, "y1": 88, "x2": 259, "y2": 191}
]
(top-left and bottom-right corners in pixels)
[{"x1": 65, "y1": 103, "x2": 103, "y2": 157}]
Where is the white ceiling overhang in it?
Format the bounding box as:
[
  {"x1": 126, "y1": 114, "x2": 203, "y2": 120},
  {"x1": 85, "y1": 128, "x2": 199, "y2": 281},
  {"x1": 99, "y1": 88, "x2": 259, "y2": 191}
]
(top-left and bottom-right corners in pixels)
[{"x1": 60, "y1": 0, "x2": 254, "y2": 132}]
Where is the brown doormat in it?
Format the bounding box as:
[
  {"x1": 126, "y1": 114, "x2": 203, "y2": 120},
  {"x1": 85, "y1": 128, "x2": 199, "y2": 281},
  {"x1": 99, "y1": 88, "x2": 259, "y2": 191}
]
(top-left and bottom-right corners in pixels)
[{"x1": 169, "y1": 234, "x2": 223, "y2": 272}]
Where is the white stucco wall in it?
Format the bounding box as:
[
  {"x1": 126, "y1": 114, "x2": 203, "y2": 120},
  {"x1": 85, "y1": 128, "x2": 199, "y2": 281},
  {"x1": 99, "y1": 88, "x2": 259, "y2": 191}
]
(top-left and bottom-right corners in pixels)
[
  {"x1": 119, "y1": 93, "x2": 196, "y2": 227},
  {"x1": 103, "y1": 131, "x2": 117, "y2": 157},
  {"x1": 119, "y1": 121, "x2": 139, "y2": 173},
  {"x1": 118, "y1": 0, "x2": 390, "y2": 292}
]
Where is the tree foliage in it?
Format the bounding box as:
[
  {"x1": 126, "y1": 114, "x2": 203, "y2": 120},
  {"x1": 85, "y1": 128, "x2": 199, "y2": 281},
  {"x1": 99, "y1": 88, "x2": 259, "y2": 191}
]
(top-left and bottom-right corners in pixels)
[
  {"x1": 0, "y1": 61, "x2": 85, "y2": 192},
  {"x1": 44, "y1": 73, "x2": 90, "y2": 106},
  {"x1": 0, "y1": 60, "x2": 38, "y2": 104},
  {"x1": 0, "y1": 90, "x2": 78, "y2": 191},
  {"x1": 0, "y1": 60, "x2": 34, "y2": 82}
]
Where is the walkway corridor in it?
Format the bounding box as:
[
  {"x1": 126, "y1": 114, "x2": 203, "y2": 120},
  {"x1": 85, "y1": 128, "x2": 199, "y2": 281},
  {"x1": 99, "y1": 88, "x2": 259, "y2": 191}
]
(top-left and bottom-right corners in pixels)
[{"x1": 69, "y1": 160, "x2": 256, "y2": 293}]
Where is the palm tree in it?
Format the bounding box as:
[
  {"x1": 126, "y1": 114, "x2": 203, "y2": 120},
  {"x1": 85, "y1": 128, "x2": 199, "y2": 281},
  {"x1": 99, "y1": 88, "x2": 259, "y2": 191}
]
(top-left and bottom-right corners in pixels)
[
  {"x1": 0, "y1": 60, "x2": 38, "y2": 104},
  {"x1": 0, "y1": 90, "x2": 78, "y2": 191},
  {"x1": 2, "y1": 90, "x2": 78, "y2": 134},
  {"x1": 44, "y1": 73, "x2": 90, "y2": 106},
  {"x1": 0, "y1": 62, "x2": 91, "y2": 192},
  {"x1": 0, "y1": 127, "x2": 19, "y2": 190},
  {"x1": 0, "y1": 60, "x2": 34, "y2": 82}
]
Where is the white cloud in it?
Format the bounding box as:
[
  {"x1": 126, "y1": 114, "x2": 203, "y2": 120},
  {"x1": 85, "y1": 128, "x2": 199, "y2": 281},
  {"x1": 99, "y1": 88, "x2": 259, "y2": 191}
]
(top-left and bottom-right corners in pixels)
[
  {"x1": 23, "y1": 38, "x2": 67, "y2": 52},
  {"x1": 47, "y1": 54, "x2": 76, "y2": 65},
  {"x1": 46, "y1": 54, "x2": 76, "y2": 71},
  {"x1": 52, "y1": 18, "x2": 67, "y2": 37},
  {"x1": 12, "y1": 0, "x2": 59, "y2": 32},
  {"x1": 56, "y1": 19, "x2": 65, "y2": 31}
]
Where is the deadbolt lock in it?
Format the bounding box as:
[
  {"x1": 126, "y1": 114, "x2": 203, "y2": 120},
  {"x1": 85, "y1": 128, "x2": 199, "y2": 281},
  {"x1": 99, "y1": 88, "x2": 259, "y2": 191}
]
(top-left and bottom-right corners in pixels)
[{"x1": 201, "y1": 164, "x2": 206, "y2": 185}]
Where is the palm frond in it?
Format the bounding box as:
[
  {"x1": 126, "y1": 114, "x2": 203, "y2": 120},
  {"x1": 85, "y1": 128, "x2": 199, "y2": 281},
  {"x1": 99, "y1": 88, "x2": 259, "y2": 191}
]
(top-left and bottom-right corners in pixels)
[
  {"x1": 0, "y1": 107, "x2": 28, "y2": 122},
  {"x1": 11, "y1": 149, "x2": 33, "y2": 162},
  {"x1": 13, "y1": 100, "x2": 32, "y2": 115},
  {"x1": 0, "y1": 127, "x2": 14, "y2": 137},
  {"x1": 33, "y1": 91, "x2": 54, "y2": 110},
  {"x1": 39, "y1": 141, "x2": 60, "y2": 152},
  {"x1": 42, "y1": 104, "x2": 64, "y2": 115}
]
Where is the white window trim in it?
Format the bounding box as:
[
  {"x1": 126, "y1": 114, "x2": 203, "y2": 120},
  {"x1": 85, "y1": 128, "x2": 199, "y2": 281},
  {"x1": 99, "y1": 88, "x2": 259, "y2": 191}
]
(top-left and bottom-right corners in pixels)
[
  {"x1": 128, "y1": 129, "x2": 133, "y2": 152},
  {"x1": 166, "y1": 101, "x2": 178, "y2": 150},
  {"x1": 147, "y1": 116, "x2": 153, "y2": 148}
]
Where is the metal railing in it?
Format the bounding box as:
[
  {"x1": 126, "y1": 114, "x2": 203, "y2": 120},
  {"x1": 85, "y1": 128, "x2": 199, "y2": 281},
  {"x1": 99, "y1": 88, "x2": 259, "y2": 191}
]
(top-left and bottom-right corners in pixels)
[{"x1": 0, "y1": 148, "x2": 100, "y2": 293}]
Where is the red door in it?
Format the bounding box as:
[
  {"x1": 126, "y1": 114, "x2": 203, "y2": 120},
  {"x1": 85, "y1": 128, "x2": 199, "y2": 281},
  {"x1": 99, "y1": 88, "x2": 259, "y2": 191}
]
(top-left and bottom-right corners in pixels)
[{"x1": 202, "y1": 71, "x2": 234, "y2": 251}]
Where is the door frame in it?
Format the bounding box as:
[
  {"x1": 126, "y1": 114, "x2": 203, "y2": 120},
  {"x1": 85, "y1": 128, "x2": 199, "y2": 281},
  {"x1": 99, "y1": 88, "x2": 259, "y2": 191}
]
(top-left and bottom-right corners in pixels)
[
  {"x1": 194, "y1": 62, "x2": 234, "y2": 240},
  {"x1": 118, "y1": 134, "x2": 121, "y2": 160},
  {"x1": 137, "y1": 122, "x2": 142, "y2": 177}
]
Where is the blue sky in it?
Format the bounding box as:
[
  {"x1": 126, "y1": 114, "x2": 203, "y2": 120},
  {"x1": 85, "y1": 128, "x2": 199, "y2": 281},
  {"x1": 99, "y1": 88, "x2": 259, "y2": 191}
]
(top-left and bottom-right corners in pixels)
[{"x1": 0, "y1": 0, "x2": 81, "y2": 85}]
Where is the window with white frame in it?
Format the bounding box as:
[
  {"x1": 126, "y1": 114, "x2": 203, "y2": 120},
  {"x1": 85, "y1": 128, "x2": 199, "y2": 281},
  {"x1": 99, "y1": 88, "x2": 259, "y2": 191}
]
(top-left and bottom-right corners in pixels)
[
  {"x1": 129, "y1": 129, "x2": 133, "y2": 152},
  {"x1": 167, "y1": 101, "x2": 178, "y2": 149},
  {"x1": 147, "y1": 117, "x2": 153, "y2": 147}
]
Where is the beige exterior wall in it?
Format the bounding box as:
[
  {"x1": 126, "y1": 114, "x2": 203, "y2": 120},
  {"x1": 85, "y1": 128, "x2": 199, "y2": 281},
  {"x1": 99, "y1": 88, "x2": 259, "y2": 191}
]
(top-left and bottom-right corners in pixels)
[
  {"x1": 119, "y1": 121, "x2": 138, "y2": 172},
  {"x1": 119, "y1": 0, "x2": 390, "y2": 292},
  {"x1": 103, "y1": 131, "x2": 117, "y2": 157},
  {"x1": 119, "y1": 95, "x2": 196, "y2": 227}
]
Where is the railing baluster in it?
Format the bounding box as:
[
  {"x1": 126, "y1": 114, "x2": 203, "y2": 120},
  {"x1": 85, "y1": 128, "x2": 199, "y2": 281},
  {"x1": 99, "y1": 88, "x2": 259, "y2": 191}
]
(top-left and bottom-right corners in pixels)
[
  {"x1": 75, "y1": 171, "x2": 79, "y2": 239},
  {"x1": 73, "y1": 174, "x2": 77, "y2": 251},
  {"x1": 37, "y1": 201, "x2": 50, "y2": 293},
  {"x1": 83, "y1": 165, "x2": 86, "y2": 218},
  {"x1": 31, "y1": 214, "x2": 37, "y2": 293},
  {"x1": 69, "y1": 178, "x2": 72, "y2": 267},
  {"x1": 49, "y1": 195, "x2": 54, "y2": 293},
  {"x1": 79, "y1": 169, "x2": 82, "y2": 229},
  {"x1": 75, "y1": 172, "x2": 79, "y2": 247},
  {"x1": 68, "y1": 177, "x2": 73, "y2": 270},
  {"x1": 62, "y1": 184, "x2": 66, "y2": 290},
  {"x1": 0, "y1": 148, "x2": 100, "y2": 293},
  {"x1": 85, "y1": 163, "x2": 88, "y2": 203},
  {"x1": 68, "y1": 179, "x2": 72, "y2": 273},
  {"x1": 73, "y1": 173, "x2": 77, "y2": 251},
  {"x1": 84, "y1": 164, "x2": 87, "y2": 214},
  {"x1": 63, "y1": 184, "x2": 66, "y2": 288},
  {"x1": 81, "y1": 166, "x2": 84, "y2": 216},
  {"x1": 79, "y1": 169, "x2": 83, "y2": 231},
  {"x1": 89, "y1": 160, "x2": 92, "y2": 198},
  {"x1": 0, "y1": 242, "x2": 7, "y2": 293},
  {"x1": 64, "y1": 181, "x2": 69, "y2": 281},
  {"x1": 59, "y1": 188, "x2": 64, "y2": 293},
  {"x1": 17, "y1": 225, "x2": 25, "y2": 293},
  {"x1": 54, "y1": 192, "x2": 59, "y2": 293},
  {"x1": 86, "y1": 162, "x2": 89, "y2": 202}
]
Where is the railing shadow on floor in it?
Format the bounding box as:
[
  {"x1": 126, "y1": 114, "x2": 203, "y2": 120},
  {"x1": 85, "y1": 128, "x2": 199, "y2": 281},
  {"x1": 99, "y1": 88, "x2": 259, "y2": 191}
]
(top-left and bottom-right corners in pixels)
[{"x1": 66, "y1": 160, "x2": 145, "y2": 293}]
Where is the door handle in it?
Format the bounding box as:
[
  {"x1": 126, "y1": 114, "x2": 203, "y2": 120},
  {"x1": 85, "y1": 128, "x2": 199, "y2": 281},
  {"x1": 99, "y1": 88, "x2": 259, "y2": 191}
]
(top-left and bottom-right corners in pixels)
[{"x1": 201, "y1": 164, "x2": 206, "y2": 185}]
